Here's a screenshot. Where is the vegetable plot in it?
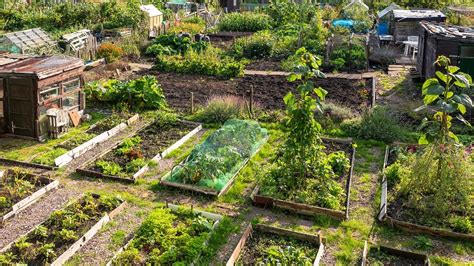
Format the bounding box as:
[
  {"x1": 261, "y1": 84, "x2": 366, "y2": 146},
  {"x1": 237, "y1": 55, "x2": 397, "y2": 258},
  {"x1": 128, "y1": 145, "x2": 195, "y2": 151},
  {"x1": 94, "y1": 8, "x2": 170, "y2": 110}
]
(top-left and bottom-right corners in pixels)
[
  {"x1": 0, "y1": 168, "x2": 59, "y2": 223},
  {"x1": 77, "y1": 115, "x2": 201, "y2": 182},
  {"x1": 161, "y1": 119, "x2": 268, "y2": 196},
  {"x1": 361, "y1": 241, "x2": 430, "y2": 266},
  {"x1": 0, "y1": 193, "x2": 124, "y2": 265},
  {"x1": 227, "y1": 224, "x2": 324, "y2": 265},
  {"x1": 110, "y1": 204, "x2": 221, "y2": 265}
]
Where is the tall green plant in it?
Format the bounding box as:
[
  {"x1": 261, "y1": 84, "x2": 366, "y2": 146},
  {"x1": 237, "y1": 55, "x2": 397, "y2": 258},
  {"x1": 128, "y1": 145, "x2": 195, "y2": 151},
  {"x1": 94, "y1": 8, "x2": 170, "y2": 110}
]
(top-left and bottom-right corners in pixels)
[
  {"x1": 418, "y1": 55, "x2": 473, "y2": 144},
  {"x1": 280, "y1": 47, "x2": 326, "y2": 182}
]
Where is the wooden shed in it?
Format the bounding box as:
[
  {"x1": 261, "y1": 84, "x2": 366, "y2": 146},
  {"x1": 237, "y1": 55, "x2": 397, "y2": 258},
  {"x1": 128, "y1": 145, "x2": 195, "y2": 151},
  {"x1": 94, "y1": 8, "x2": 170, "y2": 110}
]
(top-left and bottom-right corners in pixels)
[
  {"x1": 0, "y1": 54, "x2": 85, "y2": 140},
  {"x1": 389, "y1": 10, "x2": 446, "y2": 43},
  {"x1": 59, "y1": 29, "x2": 97, "y2": 60},
  {"x1": 0, "y1": 28, "x2": 56, "y2": 54},
  {"x1": 140, "y1": 4, "x2": 164, "y2": 38},
  {"x1": 417, "y1": 22, "x2": 474, "y2": 79}
]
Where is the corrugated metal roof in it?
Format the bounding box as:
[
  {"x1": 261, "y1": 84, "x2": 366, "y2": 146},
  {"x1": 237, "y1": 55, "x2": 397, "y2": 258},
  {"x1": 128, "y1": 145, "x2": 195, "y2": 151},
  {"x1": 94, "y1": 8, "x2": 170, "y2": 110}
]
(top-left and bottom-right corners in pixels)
[
  {"x1": 3, "y1": 28, "x2": 56, "y2": 52},
  {"x1": 0, "y1": 55, "x2": 83, "y2": 80},
  {"x1": 421, "y1": 21, "x2": 474, "y2": 39},
  {"x1": 0, "y1": 53, "x2": 29, "y2": 67},
  {"x1": 393, "y1": 9, "x2": 446, "y2": 20},
  {"x1": 140, "y1": 4, "x2": 163, "y2": 17}
]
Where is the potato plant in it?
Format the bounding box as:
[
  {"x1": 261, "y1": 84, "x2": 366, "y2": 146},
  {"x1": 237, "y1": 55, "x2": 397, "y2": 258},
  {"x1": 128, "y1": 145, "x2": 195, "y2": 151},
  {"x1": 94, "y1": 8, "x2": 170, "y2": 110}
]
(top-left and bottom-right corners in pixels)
[
  {"x1": 0, "y1": 169, "x2": 44, "y2": 216},
  {"x1": 113, "y1": 207, "x2": 215, "y2": 265},
  {"x1": 0, "y1": 194, "x2": 121, "y2": 264}
]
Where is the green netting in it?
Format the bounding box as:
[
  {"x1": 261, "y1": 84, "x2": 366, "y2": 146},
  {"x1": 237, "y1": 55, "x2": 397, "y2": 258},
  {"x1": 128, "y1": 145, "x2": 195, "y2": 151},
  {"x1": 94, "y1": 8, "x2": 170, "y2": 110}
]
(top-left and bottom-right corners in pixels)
[{"x1": 165, "y1": 119, "x2": 268, "y2": 191}]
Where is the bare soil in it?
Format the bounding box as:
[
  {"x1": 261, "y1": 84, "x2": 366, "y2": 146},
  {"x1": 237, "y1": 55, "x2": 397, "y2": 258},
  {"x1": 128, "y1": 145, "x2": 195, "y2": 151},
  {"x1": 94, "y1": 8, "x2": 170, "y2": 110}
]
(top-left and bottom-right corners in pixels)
[
  {"x1": 245, "y1": 59, "x2": 285, "y2": 72},
  {"x1": 149, "y1": 71, "x2": 371, "y2": 112}
]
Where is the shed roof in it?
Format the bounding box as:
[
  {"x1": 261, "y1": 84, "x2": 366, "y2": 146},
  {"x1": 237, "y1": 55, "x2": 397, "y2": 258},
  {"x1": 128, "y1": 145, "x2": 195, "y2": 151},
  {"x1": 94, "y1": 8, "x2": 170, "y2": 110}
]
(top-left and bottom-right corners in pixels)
[
  {"x1": 140, "y1": 4, "x2": 163, "y2": 17},
  {"x1": 1, "y1": 28, "x2": 56, "y2": 52},
  {"x1": 392, "y1": 9, "x2": 446, "y2": 20},
  {"x1": 0, "y1": 53, "x2": 29, "y2": 67},
  {"x1": 421, "y1": 21, "x2": 474, "y2": 39},
  {"x1": 0, "y1": 55, "x2": 83, "y2": 80},
  {"x1": 378, "y1": 3, "x2": 402, "y2": 18}
]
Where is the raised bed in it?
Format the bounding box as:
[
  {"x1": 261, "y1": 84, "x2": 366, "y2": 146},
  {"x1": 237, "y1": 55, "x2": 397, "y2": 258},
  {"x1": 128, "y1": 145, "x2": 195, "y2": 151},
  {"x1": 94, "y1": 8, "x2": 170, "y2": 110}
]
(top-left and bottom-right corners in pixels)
[
  {"x1": 227, "y1": 223, "x2": 324, "y2": 265},
  {"x1": 0, "y1": 169, "x2": 59, "y2": 224},
  {"x1": 107, "y1": 203, "x2": 222, "y2": 265},
  {"x1": 160, "y1": 120, "x2": 268, "y2": 197},
  {"x1": 76, "y1": 120, "x2": 201, "y2": 182},
  {"x1": 378, "y1": 145, "x2": 474, "y2": 241},
  {"x1": 53, "y1": 114, "x2": 140, "y2": 167},
  {"x1": 0, "y1": 193, "x2": 126, "y2": 265},
  {"x1": 361, "y1": 241, "x2": 430, "y2": 266},
  {"x1": 251, "y1": 137, "x2": 355, "y2": 220}
]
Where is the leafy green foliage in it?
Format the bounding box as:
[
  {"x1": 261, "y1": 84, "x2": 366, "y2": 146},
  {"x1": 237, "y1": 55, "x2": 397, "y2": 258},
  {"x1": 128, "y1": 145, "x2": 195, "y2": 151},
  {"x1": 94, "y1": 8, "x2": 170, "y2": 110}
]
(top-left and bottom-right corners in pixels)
[
  {"x1": 0, "y1": 169, "x2": 41, "y2": 216},
  {"x1": 96, "y1": 160, "x2": 122, "y2": 176},
  {"x1": 329, "y1": 45, "x2": 367, "y2": 72},
  {"x1": 231, "y1": 31, "x2": 274, "y2": 59},
  {"x1": 84, "y1": 76, "x2": 167, "y2": 111},
  {"x1": 145, "y1": 34, "x2": 209, "y2": 57},
  {"x1": 116, "y1": 136, "x2": 142, "y2": 156},
  {"x1": 5, "y1": 193, "x2": 121, "y2": 264},
  {"x1": 167, "y1": 120, "x2": 267, "y2": 191},
  {"x1": 218, "y1": 12, "x2": 272, "y2": 32},
  {"x1": 327, "y1": 151, "x2": 351, "y2": 177},
  {"x1": 354, "y1": 106, "x2": 406, "y2": 143},
  {"x1": 31, "y1": 148, "x2": 68, "y2": 166},
  {"x1": 114, "y1": 207, "x2": 215, "y2": 265},
  {"x1": 0, "y1": 2, "x2": 145, "y2": 36},
  {"x1": 449, "y1": 216, "x2": 472, "y2": 233},
  {"x1": 260, "y1": 48, "x2": 346, "y2": 210},
  {"x1": 125, "y1": 158, "x2": 147, "y2": 173},
  {"x1": 155, "y1": 47, "x2": 245, "y2": 79},
  {"x1": 418, "y1": 56, "x2": 473, "y2": 144}
]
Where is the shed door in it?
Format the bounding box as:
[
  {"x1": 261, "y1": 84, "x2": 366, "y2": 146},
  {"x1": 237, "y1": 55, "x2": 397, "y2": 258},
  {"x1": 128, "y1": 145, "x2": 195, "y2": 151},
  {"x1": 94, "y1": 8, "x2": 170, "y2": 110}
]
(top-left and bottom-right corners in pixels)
[
  {"x1": 6, "y1": 77, "x2": 35, "y2": 137},
  {"x1": 459, "y1": 45, "x2": 474, "y2": 78}
]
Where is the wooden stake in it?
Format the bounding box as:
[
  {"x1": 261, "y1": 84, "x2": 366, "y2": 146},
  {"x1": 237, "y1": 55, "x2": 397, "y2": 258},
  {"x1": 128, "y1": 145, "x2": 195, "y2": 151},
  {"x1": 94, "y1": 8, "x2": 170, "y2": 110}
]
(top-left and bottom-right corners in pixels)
[
  {"x1": 191, "y1": 92, "x2": 195, "y2": 114},
  {"x1": 249, "y1": 86, "x2": 254, "y2": 118}
]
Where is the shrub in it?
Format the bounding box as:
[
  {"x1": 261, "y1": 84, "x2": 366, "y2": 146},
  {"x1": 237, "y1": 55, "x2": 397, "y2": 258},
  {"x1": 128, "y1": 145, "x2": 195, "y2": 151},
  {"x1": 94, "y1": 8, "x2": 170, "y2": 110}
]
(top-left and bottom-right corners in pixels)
[
  {"x1": 218, "y1": 12, "x2": 271, "y2": 32},
  {"x1": 231, "y1": 31, "x2": 274, "y2": 59},
  {"x1": 356, "y1": 106, "x2": 404, "y2": 143},
  {"x1": 449, "y1": 216, "x2": 472, "y2": 233},
  {"x1": 191, "y1": 95, "x2": 248, "y2": 124},
  {"x1": 84, "y1": 76, "x2": 167, "y2": 111},
  {"x1": 97, "y1": 43, "x2": 123, "y2": 63},
  {"x1": 154, "y1": 48, "x2": 244, "y2": 79}
]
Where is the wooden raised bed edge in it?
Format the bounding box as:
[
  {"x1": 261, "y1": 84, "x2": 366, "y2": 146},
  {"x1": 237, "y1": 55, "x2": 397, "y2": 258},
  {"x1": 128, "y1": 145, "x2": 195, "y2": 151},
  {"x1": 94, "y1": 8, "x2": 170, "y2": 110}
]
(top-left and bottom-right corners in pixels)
[
  {"x1": 0, "y1": 158, "x2": 57, "y2": 171},
  {"x1": 378, "y1": 146, "x2": 474, "y2": 241},
  {"x1": 160, "y1": 135, "x2": 268, "y2": 197},
  {"x1": 226, "y1": 223, "x2": 324, "y2": 266},
  {"x1": 75, "y1": 120, "x2": 201, "y2": 183},
  {"x1": 0, "y1": 194, "x2": 127, "y2": 266},
  {"x1": 54, "y1": 114, "x2": 140, "y2": 167},
  {"x1": 251, "y1": 137, "x2": 355, "y2": 220},
  {"x1": 105, "y1": 203, "x2": 222, "y2": 266},
  {"x1": 361, "y1": 241, "x2": 430, "y2": 266},
  {"x1": 1, "y1": 170, "x2": 59, "y2": 224}
]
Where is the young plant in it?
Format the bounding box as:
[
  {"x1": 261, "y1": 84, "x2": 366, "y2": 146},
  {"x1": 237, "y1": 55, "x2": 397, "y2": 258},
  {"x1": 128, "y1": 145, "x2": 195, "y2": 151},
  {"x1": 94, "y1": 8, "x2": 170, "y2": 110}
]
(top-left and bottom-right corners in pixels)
[{"x1": 418, "y1": 55, "x2": 473, "y2": 144}]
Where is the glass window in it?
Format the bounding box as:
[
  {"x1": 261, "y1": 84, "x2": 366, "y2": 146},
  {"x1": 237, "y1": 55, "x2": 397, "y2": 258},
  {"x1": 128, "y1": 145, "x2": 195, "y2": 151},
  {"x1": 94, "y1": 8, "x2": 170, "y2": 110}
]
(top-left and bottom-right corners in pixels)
[
  {"x1": 63, "y1": 78, "x2": 81, "y2": 93},
  {"x1": 39, "y1": 85, "x2": 59, "y2": 102},
  {"x1": 62, "y1": 92, "x2": 80, "y2": 110}
]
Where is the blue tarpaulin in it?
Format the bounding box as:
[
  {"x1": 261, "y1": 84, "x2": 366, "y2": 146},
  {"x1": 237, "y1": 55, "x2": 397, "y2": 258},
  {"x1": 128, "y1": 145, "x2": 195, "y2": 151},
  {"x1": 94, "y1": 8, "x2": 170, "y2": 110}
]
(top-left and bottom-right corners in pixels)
[{"x1": 332, "y1": 19, "x2": 354, "y2": 29}]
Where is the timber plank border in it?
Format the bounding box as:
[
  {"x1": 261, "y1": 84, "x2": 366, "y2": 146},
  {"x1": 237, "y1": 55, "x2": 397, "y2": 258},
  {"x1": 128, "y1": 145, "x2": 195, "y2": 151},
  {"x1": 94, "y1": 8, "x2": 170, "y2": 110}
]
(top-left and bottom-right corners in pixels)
[
  {"x1": 75, "y1": 120, "x2": 201, "y2": 183},
  {"x1": 226, "y1": 223, "x2": 324, "y2": 266},
  {"x1": 159, "y1": 135, "x2": 268, "y2": 198},
  {"x1": 106, "y1": 203, "x2": 222, "y2": 266},
  {"x1": 0, "y1": 171, "x2": 59, "y2": 224},
  {"x1": 0, "y1": 158, "x2": 57, "y2": 170},
  {"x1": 361, "y1": 241, "x2": 430, "y2": 266},
  {"x1": 378, "y1": 146, "x2": 474, "y2": 241},
  {"x1": 251, "y1": 137, "x2": 355, "y2": 220},
  {"x1": 0, "y1": 194, "x2": 126, "y2": 265}
]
